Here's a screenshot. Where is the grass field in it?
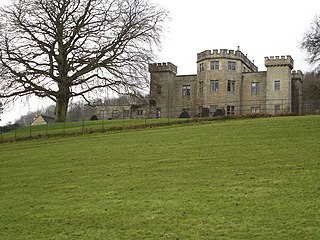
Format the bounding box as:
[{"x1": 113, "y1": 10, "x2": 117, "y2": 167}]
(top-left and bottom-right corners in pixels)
[{"x1": 0, "y1": 116, "x2": 319, "y2": 239}]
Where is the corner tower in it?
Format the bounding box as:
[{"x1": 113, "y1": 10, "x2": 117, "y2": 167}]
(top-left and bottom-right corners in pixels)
[
  {"x1": 149, "y1": 62, "x2": 177, "y2": 118},
  {"x1": 265, "y1": 56, "x2": 293, "y2": 115}
]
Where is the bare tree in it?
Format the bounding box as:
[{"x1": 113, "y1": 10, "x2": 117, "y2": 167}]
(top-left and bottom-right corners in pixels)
[
  {"x1": 0, "y1": 0, "x2": 168, "y2": 122},
  {"x1": 301, "y1": 72, "x2": 320, "y2": 114},
  {"x1": 301, "y1": 15, "x2": 320, "y2": 71}
]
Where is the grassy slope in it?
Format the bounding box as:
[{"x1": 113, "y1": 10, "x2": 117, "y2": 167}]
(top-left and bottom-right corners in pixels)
[{"x1": 0, "y1": 116, "x2": 319, "y2": 239}]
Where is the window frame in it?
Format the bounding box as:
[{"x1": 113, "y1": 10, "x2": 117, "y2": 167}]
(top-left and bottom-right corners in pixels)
[
  {"x1": 210, "y1": 80, "x2": 219, "y2": 92},
  {"x1": 251, "y1": 82, "x2": 260, "y2": 95},
  {"x1": 227, "y1": 80, "x2": 235, "y2": 92},
  {"x1": 274, "y1": 105, "x2": 280, "y2": 114},
  {"x1": 199, "y1": 81, "x2": 204, "y2": 95},
  {"x1": 210, "y1": 61, "x2": 219, "y2": 70},
  {"x1": 228, "y1": 61, "x2": 236, "y2": 71},
  {"x1": 199, "y1": 63, "x2": 205, "y2": 72},
  {"x1": 227, "y1": 105, "x2": 235, "y2": 115},
  {"x1": 137, "y1": 109, "x2": 144, "y2": 116},
  {"x1": 274, "y1": 80, "x2": 280, "y2": 91},
  {"x1": 251, "y1": 107, "x2": 260, "y2": 114},
  {"x1": 182, "y1": 85, "x2": 191, "y2": 96}
]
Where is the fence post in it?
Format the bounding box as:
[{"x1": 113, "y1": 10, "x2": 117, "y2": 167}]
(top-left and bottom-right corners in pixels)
[
  {"x1": 29, "y1": 124, "x2": 32, "y2": 138},
  {"x1": 82, "y1": 119, "x2": 84, "y2": 135},
  {"x1": 46, "y1": 123, "x2": 48, "y2": 137},
  {"x1": 15, "y1": 127, "x2": 17, "y2": 141},
  {"x1": 0, "y1": 131, "x2": 2, "y2": 144}
]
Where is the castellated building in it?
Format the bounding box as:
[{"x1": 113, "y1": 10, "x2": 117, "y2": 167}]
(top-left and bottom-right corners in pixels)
[{"x1": 149, "y1": 47, "x2": 303, "y2": 118}]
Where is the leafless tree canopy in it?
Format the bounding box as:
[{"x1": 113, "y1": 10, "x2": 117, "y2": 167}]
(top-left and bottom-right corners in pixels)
[
  {"x1": 301, "y1": 15, "x2": 320, "y2": 71},
  {"x1": 0, "y1": 0, "x2": 168, "y2": 121}
]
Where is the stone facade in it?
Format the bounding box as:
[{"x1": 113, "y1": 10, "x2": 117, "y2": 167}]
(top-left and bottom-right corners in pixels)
[{"x1": 149, "y1": 48, "x2": 303, "y2": 118}]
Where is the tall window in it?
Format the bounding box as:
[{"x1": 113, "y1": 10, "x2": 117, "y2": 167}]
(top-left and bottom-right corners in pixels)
[
  {"x1": 227, "y1": 105, "x2": 235, "y2": 115},
  {"x1": 228, "y1": 61, "x2": 236, "y2": 71},
  {"x1": 210, "y1": 61, "x2": 219, "y2": 70},
  {"x1": 156, "y1": 108, "x2": 161, "y2": 119},
  {"x1": 182, "y1": 85, "x2": 191, "y2": 96},
  {"x1": 274, "y1": 80, "x2": 280, "y2": 91},
  {"x1": 227, "y1": 80, "x2": 235, "y2": 92},
  {"x1": 274, "y1": 105, "x2": 280, "y2": 114},
  {"x1": 210, "y1": 80, "x2": 219, "y2": 92},
  {"x1": 251, "y1": 82, "x2": 260, "y2": 94},
  {"x1": 199, "y1": 63, "x2": 204, "y2": 72},
  {"x1": 156, "y1": 85, "x2": 162, "y2": 94},
  {"x1": 199, "y1": 81, "x2": 204, "y2": 95}
]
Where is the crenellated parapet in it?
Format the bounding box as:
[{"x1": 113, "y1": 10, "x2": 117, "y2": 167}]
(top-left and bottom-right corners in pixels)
[
  {"x1": 291, "y1": 70, "x2": 304, "y2": 81},
  {"x1": 265, "y1": 56, "x2": 293, "y2": 69},
  {"x1": 197, "y1": 48, "x2": 258, "y2": 72},
  {"x1": 149, "y1": 62, "x2": 177, "y2": 74}
]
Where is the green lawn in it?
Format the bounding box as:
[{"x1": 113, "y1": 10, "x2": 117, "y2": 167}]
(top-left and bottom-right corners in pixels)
[{"x1": 0, "y1": 116, "x2": 319, "y2": 239}]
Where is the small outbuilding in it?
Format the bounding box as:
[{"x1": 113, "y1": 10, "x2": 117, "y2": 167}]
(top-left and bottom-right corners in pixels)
[{"x1": 31, "y1": 115, "x2": 55, "y2": 126}]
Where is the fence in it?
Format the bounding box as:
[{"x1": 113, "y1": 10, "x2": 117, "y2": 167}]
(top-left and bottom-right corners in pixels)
[{"x1": 1, "y1": 98, "x2": 320, "y2": 143}]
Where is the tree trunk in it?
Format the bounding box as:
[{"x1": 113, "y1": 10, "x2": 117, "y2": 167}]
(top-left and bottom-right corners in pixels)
[{"x1": 55, "y1": 96, "x2": 69, "y2": 122}]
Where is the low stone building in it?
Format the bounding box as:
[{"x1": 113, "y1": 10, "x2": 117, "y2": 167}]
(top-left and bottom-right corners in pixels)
[
  {"x1": 31, "y1": 115, "x2": 55, "y2": 125},
  {"x1": 149, "y1": 47, "x2": 303, "y2": 118},
  {"x1": 94, "y1": 97, "x2": 150, "y2": 120}
]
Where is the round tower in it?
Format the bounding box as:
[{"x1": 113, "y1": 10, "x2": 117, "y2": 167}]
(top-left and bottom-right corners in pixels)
[{"x1": 196, "y1": 48, "x2": 258, "y2": 115}]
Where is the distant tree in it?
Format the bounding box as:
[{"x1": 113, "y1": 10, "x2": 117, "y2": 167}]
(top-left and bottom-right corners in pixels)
[
  {"x1": 0, "y1": 122, "x2": 21, "y2": 133},
  {"x1": 301, "y1": 15, "x2": 320, "y2": 71},
  {"x1": 0, "y1": 0, "x2": 168, "y2": 122},
  {"x1": 301, "y1": 72, "x2": 320, "y2": 114}
]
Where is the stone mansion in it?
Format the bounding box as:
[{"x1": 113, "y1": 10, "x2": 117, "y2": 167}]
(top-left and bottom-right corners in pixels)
[{"x1": 148, "y1": 47, "x2": 303, "y2": 118}]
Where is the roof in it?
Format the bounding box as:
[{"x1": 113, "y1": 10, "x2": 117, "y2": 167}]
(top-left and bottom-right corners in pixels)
[{"x1": 40, "y1": 115, "x2": 55, "y2": 123}]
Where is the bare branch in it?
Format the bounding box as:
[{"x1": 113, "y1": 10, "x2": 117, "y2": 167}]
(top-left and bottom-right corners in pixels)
[{"x1": 0, "y1": 0, "x2": 168, "y2": 122}]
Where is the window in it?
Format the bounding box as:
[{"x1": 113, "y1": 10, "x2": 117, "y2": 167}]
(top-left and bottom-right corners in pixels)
[
  {"x1": 251, "y1": 82, "x2": 260, "y2": 94},
  {"x1": 156, "y1": 85, "x2": 162, "y2": 94},
  {"x1": 209, "y1": 105, "x2": 218, "y2": 113},
  {"x1": 210, "y1": 80, "x2": 219, "y2": 92},
  {"x1": 199, "y1": 63, "x2": 204, "y2": 72},
  {"x1": 210, "y1": 61, "x2": 219, "y2": 70},
  {"x1": 137, "y1": 110, "x2": 144, "y2": 116},
  {"x1": 156, "y1": 108, "x2": 161, "y2": 119},
  {"x1": 274, "y1": 105, "x2": 280, "y2": 114},
  {"x1": 112, "y1": 110, "x2": 119, "y2": 118},
  {"x1": 227, "y1": 80, "x2": 235, "y2": 92},
  {"x1": 274, "y1": 80, "x2": 280, "y2": 91},
  {"x1": 199, "y1": 81, "x2": 204, "y2": 95},
  {"x1": 182, "y1": 85, "x2": 191, "y2": 96},
  {"x1": 100, "y1": 110, "x2": 107, "y2": 118},
  {"x1": 251, "y1": 107, "x2": 260, "y2": 114},
  {"x1": 123, "y1": 110, "x2": 130, "y2": 117},
  {"x1": 228, "y1": 61, "x2": 236, "y2": 71},
  {"x1": 227, "y1": 105, "x2": 235, "y2": 115}
]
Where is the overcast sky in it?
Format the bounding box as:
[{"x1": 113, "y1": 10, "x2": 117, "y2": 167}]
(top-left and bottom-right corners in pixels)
[{"x1": 1, "y1": 0, "x2": 319, "y2": 124}]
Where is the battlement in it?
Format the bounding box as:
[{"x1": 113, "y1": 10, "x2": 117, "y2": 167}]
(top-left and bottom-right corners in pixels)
[
  {"x1": 291, "y1": 70, "x2": 304, "y2": 81},
  {"x1": 265, "y1": 55, "x2": 293, "y2": 69},
  {"x1": 149, "y1": 62, "x2": 177, "y2": 74},
  {"x1": 197, "y1": 48, "x2": 258, "y2": 72}
]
